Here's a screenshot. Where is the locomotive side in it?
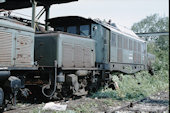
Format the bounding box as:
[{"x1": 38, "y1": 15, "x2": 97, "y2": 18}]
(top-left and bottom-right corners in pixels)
[{"x1": 47, "y1": 16, "x2": 148, "y2": 74}]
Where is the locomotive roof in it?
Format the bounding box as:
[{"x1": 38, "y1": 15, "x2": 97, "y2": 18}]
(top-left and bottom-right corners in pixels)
[
  {"x1": 48, "y1": 16, "x2": 145, "y2": 42},
  {"x1": 0, "y1": 0, "x2": 77, "y2": 10}
]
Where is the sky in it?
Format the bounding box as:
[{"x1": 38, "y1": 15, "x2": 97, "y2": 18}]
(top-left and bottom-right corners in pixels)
[{"x1": 12, "y1": 0, "x2": 169, "y2": 29}]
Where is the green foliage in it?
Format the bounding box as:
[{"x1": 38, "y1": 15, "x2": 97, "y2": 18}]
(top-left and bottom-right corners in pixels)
[
  {"x1": 132, "y1": 13, "x2": 169, "y2": 51},
  {"x1": 92, "y1": 70, "x2": 169, "y2": 101},
  {"x1": 131, "y1": 14, "x2": 169, "y2": 33}
]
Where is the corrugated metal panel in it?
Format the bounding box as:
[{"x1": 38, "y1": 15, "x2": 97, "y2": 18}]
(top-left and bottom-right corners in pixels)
[
  {"x1": 118, "y1": 36, "x2": 122, "y2": 48},
  {"x1": 138, "y1": 53, "x2": 141, "y2": 64},
  {"x1": 15, "y1": 35, "x2": 33, "y2": 67},
  {"x1": 117, "y1": 48, "x2": 123, "y2": 62},
  {"x1": 123, "y1": 38, "x2": 128, "y2": 49},
  {"x1": 138, "y1": 42, "x2": 141, "y2": 52},
  {"x1": 133, "y1": 52, "x2": 137, "y2": 63},
  {"x1": 62, "y1": 42, "x2": 74, "y2": 67},
  {"x1": 117, "y1": 36, "x2": 123, "y2": 63},
  {"x1": 84, "y1": 47, "x2": 92, "y2": 67},
  {"x1": 129, "y1": 39, "x2": 133, "y2": 50},
  {"x1": 134, "y1": 41, "x2": 137, "y2": 51},
  {"x1": 0, "y1": 31, "x2": 12, "y2": 66},
  {"x1": 74, "y1": 45, "x2": 83, "y2": 67},
  {"x1": 111, "y1": 33, "x2": 116, "y2": 47}
]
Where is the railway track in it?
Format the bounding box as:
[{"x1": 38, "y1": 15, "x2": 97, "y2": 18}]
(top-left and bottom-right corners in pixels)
[{"x1": 112, "y1": 91, "x2": 169, "y2": 113}]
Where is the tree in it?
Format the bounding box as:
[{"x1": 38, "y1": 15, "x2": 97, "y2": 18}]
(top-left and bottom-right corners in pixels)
[
  {"x1": 132, "y1": 14, "x2": 169, "y2": 33},
  {"x1": 131, "y1": 14, "x2": 169, "y2": 51}
]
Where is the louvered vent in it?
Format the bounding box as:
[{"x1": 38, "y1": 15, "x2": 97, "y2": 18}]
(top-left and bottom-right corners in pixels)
[{"x1": 0, "y1": 31, "x2": 12, "y2": 66}]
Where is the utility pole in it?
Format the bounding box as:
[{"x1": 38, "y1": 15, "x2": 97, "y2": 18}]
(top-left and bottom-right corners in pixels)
[
  {"x1": 45, "y1": 5, "x2": 50, "y2": 31},
  {"x1": 31, "y1": 0, "x2": 37, "y2": 30}
]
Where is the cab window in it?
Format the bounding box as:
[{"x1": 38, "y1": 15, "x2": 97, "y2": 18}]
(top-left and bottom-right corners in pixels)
[
  {"x1": 56, "y1": 27, "x2": 64, "y2": 32},
  {"x1": 80, "y1": 25, "x2": 90, "y2": 36},
  {"x1": 67, "y1": 26, "x2": 77, "y2": 34}
]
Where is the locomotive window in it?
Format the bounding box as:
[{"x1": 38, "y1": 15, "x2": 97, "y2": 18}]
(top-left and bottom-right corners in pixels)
[
  {"x1": 56, "y1": 27, "x2": 64, "y2": 32},
  {"x1": 111, "y1": 33, "x2": 116, "y2": 47},
  {"x1": 80, "y1": 25, "x2": 90, "y2": 36},
  {"x1": 67, "y1": 26, "x2": 77, "y2": 34}
]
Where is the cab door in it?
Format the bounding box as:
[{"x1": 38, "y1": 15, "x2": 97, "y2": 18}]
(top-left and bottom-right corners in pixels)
[{"x1": 15, "y1": 33, "x2": 34, "y2": 67}]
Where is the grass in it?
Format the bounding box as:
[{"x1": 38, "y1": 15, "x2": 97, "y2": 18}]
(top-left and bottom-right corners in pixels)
[{"x1": 91, "y1": 63, "x2": 169, "y2": 101}]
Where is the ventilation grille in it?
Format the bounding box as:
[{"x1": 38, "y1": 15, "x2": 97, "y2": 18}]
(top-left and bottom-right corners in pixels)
[{"x1": 0, "y1": 31, "x2": 12, "y2": 66}]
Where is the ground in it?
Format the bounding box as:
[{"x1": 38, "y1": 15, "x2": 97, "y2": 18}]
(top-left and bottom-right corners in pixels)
[{"x1": 4, "y1": 90, "x2": 169, "y2": 113}]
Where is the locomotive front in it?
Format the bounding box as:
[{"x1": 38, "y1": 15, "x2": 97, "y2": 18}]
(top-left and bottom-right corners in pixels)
[{"x1": 0, "y1": 17, "x2": 35, "y2": 109}]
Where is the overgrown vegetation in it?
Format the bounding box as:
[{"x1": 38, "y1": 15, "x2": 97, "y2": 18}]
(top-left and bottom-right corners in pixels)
[
  {"x1": 92, "y1": 14, "x2": 169, "y2": 101},
  {"x1": 92, "y1": 70, "x2": 169, "y2": 101}
]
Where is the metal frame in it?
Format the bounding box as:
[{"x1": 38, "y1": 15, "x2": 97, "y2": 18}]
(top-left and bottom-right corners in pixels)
[{"x1": 136, "y1": 32, "x2": 169, "y2": 37}]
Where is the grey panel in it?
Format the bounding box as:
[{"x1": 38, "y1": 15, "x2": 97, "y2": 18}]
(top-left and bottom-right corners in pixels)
[
  {"x1": 117, "y1": 48, "x2": 123, "y2": 62},
  {"x1": 57, "y1": 32, "x2": 96, "y2": 68},
  {"x1": 110, "y1": 33, "x2": 117, "y2": 62},
  {"x1": 62, "y1": 42, "x2": 74, "y2": 67},
  {"x1": 133, "y1": 52, "x2": 137, "y2": 64},
  {"x1": 74, "y1": 45, "x2": 83, "y2": 68},
  {"x1": 0, "y1": 31, "x2": 12, "y2": 66},
  {"x1": 138, "y1": 42, "x2": 141, "y2": 52},
  {"x1": 117, "y1": 35, "x2": 123, "y2": 63},
  {"x1": 128, "y1": 51, "x2": 133, "y2": 63},
  {"x1": 123, "y1": 50, "x2": 130, "y2": 63},
  {"x1": 123, "y1": 37, "x2": 128, "y2": 49},
  {"x1": 134, "y1": 40, "x2": 137, "y2": 51},
  {"x1": 110, "y1": 46, "x2": 117, "y2": 62},
  {"x1": 142, "y1": 54, "x2": 145, "y2": 64},
  {"x1": 138, "y1": 53, "x2": 141, "y2": 64},
  {"x1": 15, "y1": 35, "x2": 33, "y2": 67},
  {"x1": 84, "y1": 47, "x2": 91, "y2": 67},
  {"x1": 111, "y1": 33, "x2": 116, "y2": 47},
  {"x1": 129, "y1": 39, "x2": 133, "y2": 51},
  {"x1": 118, "y1": 36, "x2": 122, "y2": 48}
]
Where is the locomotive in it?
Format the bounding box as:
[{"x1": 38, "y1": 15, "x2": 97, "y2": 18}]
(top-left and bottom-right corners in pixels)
[{"x1": 0, "y1": 15, "x2": 154, "y2": 110}]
